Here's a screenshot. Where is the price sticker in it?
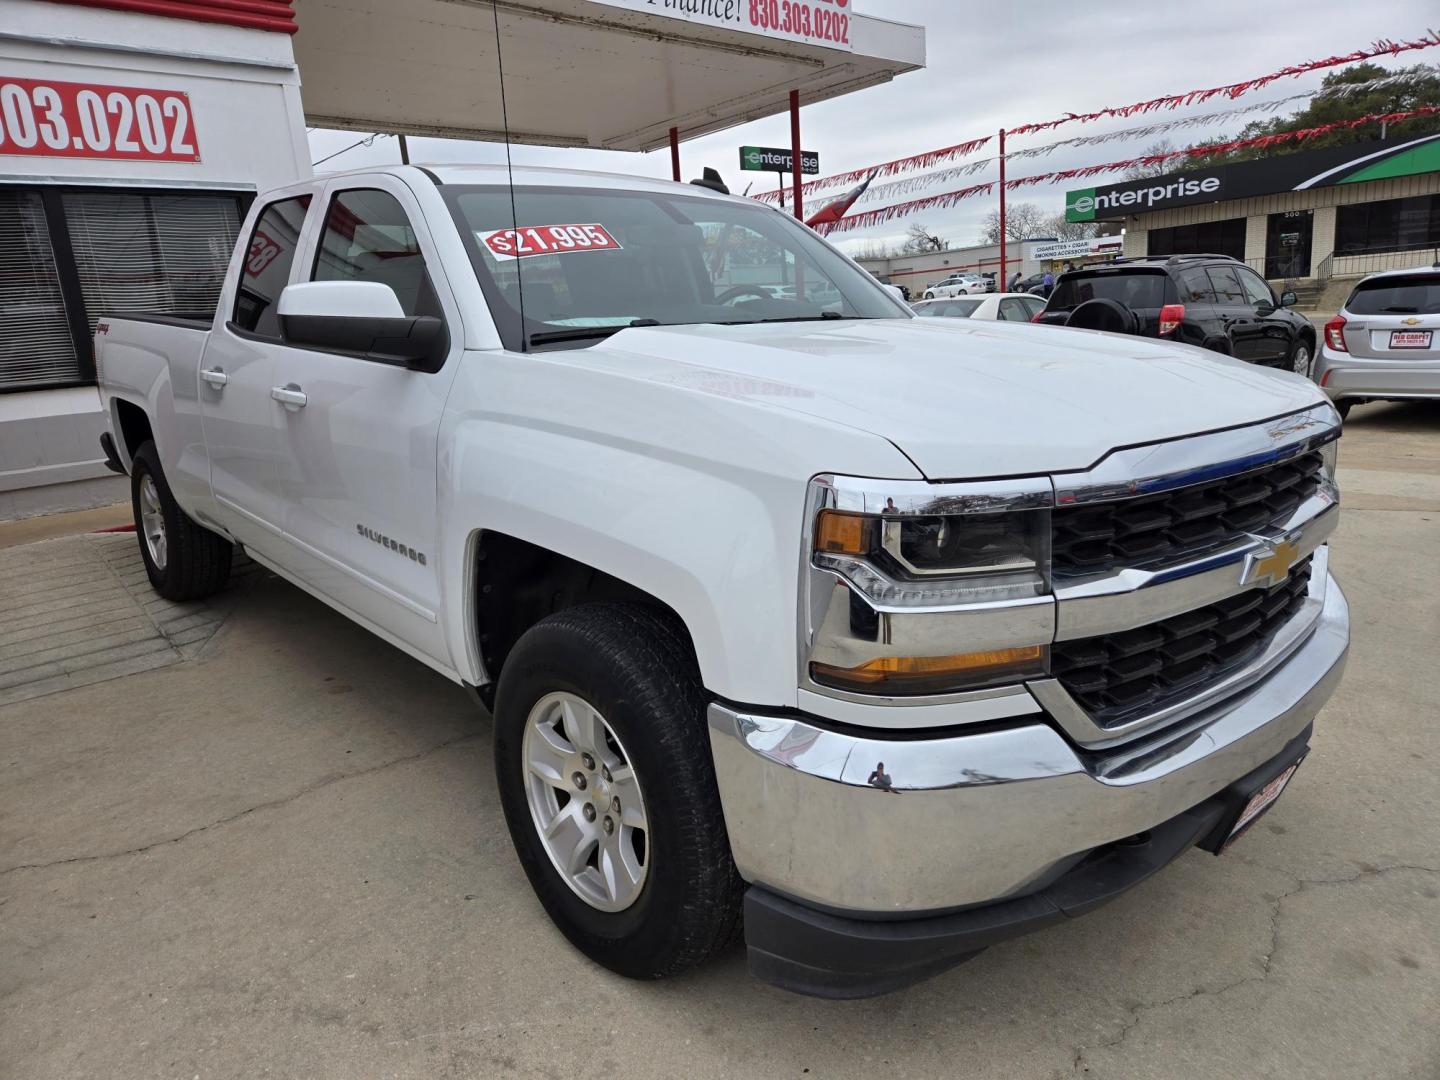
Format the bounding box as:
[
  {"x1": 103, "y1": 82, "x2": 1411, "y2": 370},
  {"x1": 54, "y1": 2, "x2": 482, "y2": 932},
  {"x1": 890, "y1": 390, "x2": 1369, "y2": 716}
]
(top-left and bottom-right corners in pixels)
[{"x1": 482, "y1": 224, "x2": 622, "y2": 260}]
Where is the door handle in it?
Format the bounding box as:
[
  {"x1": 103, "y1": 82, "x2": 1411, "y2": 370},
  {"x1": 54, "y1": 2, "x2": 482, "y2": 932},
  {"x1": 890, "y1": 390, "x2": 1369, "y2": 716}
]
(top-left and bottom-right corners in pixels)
[
  {"x1": 271, "y1": 384, "x2": 307, "y2": 410},
  {"x1": 200, "y1": 368, "x2": 228, "y2": 388}
]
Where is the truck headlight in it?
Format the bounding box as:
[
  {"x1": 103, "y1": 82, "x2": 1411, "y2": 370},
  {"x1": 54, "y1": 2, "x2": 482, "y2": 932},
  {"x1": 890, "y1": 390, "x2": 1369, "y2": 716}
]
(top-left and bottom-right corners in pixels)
[
  {"x1": 813, "y1": 507, "x2": 1049, "y2": 607},
  {"x1": 1319, "y1": 438, "x2": 1338, "y2": 482},
  {"x1": 803, "y1": 475, "x2": 1055, "y2": 696}
]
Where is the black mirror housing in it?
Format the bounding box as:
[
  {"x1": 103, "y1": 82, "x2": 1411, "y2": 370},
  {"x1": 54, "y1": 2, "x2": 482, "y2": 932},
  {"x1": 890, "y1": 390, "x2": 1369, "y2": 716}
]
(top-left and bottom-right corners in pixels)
[
  {"x1": 280, "y1": 314, "x2": 448, "y2": 373},
  {"x1": 1279, "y1": 290, "x2": 1298, "y2": 308}
]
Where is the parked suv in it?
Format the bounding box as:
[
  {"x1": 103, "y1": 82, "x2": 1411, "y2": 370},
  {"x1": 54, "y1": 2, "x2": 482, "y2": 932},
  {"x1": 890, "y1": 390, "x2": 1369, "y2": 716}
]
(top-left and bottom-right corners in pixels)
[
  {"x1": 1314, "y1": 263, "x2": 1440, "y2": 419},
  {"x1": 1035, "y1": 255, "x2": 1315, "y2": 372}
]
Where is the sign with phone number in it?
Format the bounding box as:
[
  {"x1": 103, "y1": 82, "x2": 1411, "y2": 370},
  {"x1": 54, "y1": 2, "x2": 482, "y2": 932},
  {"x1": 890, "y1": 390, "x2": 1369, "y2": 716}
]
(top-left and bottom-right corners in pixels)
[
  {"x1": 588, "y1": 0, "x2": 852, "y2": 52},
  {"x1": 0, "y1": 77, "x2": 201, "y2": 162}
]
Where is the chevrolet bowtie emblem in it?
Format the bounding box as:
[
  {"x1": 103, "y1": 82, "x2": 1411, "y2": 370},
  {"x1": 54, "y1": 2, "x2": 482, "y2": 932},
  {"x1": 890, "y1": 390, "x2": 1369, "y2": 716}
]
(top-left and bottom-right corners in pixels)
[
  {"x1": 1244, "y1": 538, "x2": 1300, "y2": 589},
  {"x1": 1403, "y1": 316, "x2": 1421, "y2": 326}
]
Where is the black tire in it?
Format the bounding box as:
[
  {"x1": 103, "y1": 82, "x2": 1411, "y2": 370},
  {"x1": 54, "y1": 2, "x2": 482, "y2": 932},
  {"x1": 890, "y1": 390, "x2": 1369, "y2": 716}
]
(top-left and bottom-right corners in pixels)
[
  {"x1": 493, "y1": 603, "x2": 743, "y2": 980},
  {"x1": 1286, "y1": 338, "x2": 1315, "y2": 379},
  {"x1": 1337, "y1": 400, "x2": 1352, "y2": 421},
  {"x1": 130, "y1": 440, "x2": 233, "y2": 601}
]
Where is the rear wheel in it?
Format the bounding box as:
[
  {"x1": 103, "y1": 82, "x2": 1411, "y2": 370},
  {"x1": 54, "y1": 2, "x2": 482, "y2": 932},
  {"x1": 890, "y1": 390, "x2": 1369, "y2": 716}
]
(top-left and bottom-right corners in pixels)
[
  {"x1": 130, "y1": 441, "x2": 233, "y2": 601},
  {"x1": 1337, "y1": 400, "x2": 1353, "y2": 420},
  {"x1": 1288, "y1": 340, "x2": 1314, "y2": 378},
  {"x1": 493, "y1": 603, "x2": 743, "y2": 979}
]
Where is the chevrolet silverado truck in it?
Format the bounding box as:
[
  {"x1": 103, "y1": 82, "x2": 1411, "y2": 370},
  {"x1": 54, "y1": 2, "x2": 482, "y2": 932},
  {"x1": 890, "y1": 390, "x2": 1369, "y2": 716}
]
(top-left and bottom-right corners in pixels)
[{"x1": 95, "y1": 164, "x2": 1348, "y2": 998}]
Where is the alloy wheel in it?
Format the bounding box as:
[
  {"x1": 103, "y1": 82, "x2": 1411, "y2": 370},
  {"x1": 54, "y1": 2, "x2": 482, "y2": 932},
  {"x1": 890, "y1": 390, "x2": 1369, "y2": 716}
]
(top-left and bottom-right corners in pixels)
[
  {"x1": 139, "y1": 474, "x2": 168, "y2": 571},
  {"x1": 1293, "y1": 344, "x2": 1311, "y2": 377},
  {"x1": 522, "y1": 691, "x2": 650, "y2": 912}
]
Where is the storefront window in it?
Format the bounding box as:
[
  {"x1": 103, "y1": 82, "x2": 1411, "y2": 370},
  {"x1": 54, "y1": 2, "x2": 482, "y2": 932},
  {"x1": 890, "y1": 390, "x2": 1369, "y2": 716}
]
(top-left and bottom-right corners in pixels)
[
  {"x1": 0, "y1": 185, "x2": 245, "y2": 392},
  {"x1": 1335, "y1": 195, "x2": 1440, "y2": 256},
  {"x1": 0, "y1": 190, "x2": 79, "y2": 391},
  {"x1": 1146, "y1": 218, "x2": 1246, "y2": 262},
  {"x1": 63, "y1": 191, "x2": 241, "y2": 324}
]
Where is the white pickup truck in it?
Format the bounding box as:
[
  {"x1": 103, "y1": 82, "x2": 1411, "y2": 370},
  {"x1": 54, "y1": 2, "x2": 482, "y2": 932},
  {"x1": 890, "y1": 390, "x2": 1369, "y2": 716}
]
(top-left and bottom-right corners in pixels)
[{"x1": 96, "y1": 163, "x2": 1348, "y2": 998}]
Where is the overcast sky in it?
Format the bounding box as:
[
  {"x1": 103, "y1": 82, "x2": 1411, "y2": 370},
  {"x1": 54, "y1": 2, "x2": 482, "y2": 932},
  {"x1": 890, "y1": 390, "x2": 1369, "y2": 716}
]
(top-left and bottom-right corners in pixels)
[{"x1": 307, "y1": 0, "x2": 1438, "y2": 252}]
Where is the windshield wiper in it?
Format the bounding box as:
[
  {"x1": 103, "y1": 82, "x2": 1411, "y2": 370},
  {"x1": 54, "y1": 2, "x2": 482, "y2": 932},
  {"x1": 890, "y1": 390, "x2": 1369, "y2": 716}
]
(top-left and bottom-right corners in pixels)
[
  {"x1": 719, "y1": 311, "x2": 860, "y2": 326},
  {"x1": 1380, "y1": 306, "x2": 1420, "y2": 313},
  {"x1": 527, "y1": 318, "x2": 660, "y2": 347}
]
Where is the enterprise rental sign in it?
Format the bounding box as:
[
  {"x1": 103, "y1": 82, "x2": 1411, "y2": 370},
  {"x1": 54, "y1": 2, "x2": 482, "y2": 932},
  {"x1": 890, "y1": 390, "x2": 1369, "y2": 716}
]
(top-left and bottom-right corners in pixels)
[
  {"x1": 1067, "y1": 132, "x2": 1440, "y2": 222},
  {"x1": 740, "y1": 145, "x2": 819, "y2": 173}
]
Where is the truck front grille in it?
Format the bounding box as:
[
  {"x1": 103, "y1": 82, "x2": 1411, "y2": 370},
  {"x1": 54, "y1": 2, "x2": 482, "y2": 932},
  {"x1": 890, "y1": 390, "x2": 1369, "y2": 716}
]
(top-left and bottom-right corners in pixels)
[
  {"x1": 1051, "y1": 451, "x2": 1325, "y2": 576},
  {"x1": 1051, "y1": 557, "x2": 1313, "y2": 727}
]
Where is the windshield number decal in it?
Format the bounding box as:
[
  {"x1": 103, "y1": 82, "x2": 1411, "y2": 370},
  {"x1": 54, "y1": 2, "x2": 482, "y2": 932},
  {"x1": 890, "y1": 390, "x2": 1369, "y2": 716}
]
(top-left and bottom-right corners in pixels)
[{"x1": 483, "y1": 223, "x2": 621, "y2": 260}]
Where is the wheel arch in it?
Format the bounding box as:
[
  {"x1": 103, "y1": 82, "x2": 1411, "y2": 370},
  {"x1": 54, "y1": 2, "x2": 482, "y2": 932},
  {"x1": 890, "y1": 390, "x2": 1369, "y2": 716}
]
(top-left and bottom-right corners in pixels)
[
  {"x1": 110, "y1": 396, "x2": 154, "y2": 471},
  {"x1": 467, "y1": 530, "x2": 702, "y2": 706}
]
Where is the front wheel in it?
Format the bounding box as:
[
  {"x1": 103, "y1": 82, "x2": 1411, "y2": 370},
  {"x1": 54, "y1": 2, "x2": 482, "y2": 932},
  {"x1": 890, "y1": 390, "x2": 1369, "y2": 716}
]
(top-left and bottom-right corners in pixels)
[
  {"x1": 130, "y1": 441, "x2": 233, "y2": 601},
  {"x1": 493, "y1": 603, "x2": 743, "y2": 980}
]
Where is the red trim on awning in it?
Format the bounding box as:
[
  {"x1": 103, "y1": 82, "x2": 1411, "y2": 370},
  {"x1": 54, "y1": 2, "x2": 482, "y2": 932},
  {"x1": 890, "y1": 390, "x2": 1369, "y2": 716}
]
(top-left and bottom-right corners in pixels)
[{"x1": 44, "y1": 0, "x2": 298, "y2": 35}]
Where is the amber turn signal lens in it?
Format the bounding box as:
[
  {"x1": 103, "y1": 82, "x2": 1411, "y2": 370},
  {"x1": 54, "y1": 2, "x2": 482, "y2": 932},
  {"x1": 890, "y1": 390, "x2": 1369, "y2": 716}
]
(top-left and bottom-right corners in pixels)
[
  {"x1": 811, "y1": 645, "x2": 1046, "y2": 693},
  {"x1": 814, "y1": 510, "x2": 875, "y2": 555}
]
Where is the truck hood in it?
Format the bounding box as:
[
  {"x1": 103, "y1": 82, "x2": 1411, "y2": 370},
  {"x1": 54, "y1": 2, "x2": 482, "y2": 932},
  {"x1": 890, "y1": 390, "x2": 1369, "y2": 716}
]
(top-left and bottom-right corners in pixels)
[{"x1": 582, "y1": 318, "x2": 1328, "y2": 478}]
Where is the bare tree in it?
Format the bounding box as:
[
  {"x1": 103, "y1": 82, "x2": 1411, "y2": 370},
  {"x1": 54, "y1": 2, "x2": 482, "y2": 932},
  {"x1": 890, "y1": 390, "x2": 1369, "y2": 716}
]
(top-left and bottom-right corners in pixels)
[
  {"x1": 979, "y1": 202, "x2": 1049, "y2": 244},
  {"x1": 1045, "y1": 212, "x2": 1098, "y2": 242},
  {"x1": 850, "y1": 239, "x2": 899, "y2": 260},
  {"x1": 1122, "y1": 139, "x2": 1177, "y2": 180},
  {"x1": 902, "y1": 222, "x2": 946, "y2": 253}
]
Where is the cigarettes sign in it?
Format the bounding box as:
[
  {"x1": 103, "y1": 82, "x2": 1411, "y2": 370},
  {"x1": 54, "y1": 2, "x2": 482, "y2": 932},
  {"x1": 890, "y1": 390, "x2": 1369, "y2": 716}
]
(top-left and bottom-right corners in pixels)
[{"x1": 587, "y1": 0, "x2": 854, "y2": 52}]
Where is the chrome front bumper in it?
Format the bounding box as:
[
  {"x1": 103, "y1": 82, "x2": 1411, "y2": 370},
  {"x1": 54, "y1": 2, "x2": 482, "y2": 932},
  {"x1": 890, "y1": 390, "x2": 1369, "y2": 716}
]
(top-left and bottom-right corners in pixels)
[{"x1": 709, "y1": 569, "x2": 1348, "y2": 915}]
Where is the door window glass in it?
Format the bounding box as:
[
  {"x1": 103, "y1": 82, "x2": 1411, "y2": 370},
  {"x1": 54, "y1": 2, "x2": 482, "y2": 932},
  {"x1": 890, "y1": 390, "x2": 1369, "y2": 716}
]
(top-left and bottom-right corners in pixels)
[
  {"x1": 313, "y1": 189, "x2": 440, "y2": 318},
  {"x1": 1175, "y1": 267, "x2": 1216, "y2": 304},
  {"x1": 1205, "y1": 267, "x2": 1246, "y2": 306},
  {"x1": 1236, "y1": 268, "x2": 1275, "y2": 307},
  {"x1": 1020, "y1": 296, "x2": 1044, "y2": 319},
  {"x1": 998, "y1": 298, "x2": 1029, "y2": 321},
  {"x1": 232, "y1": 195, "x2": 311, "y2": 336}
]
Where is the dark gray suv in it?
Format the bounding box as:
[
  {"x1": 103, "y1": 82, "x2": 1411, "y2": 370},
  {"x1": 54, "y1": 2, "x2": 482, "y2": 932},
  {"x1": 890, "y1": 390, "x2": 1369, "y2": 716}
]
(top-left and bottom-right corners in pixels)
[{"x1": 1034, "y1": 255, "x2": 1316, "y2": 373}]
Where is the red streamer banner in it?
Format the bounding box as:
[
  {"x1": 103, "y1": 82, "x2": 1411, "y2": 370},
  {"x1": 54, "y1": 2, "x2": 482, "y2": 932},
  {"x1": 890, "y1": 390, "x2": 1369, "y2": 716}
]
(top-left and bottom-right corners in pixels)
[
  {"x1": 1009, "y1": 30, "x2": 1440, "y2": 136},
  {"x1": 821, "y1": 105, "x2": 1440, "y2": 235},
  {"x1": 765, "y1": 28, "x2": 1440, "y2": 204}
]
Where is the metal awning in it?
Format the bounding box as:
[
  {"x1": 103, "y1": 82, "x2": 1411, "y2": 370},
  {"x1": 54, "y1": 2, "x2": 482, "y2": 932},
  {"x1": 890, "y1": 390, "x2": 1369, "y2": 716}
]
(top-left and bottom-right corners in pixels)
[{"x1": 292, "y1": 0, "x2": 924, "y2": 151}]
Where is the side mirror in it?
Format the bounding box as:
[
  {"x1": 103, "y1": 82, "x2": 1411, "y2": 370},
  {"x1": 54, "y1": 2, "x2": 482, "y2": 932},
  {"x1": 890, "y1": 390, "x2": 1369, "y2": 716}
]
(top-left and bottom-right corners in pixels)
[
  {"x1": 1279, "y1": 290, "x2": 1297, "y2": 308},
  {"x1": 277, "y1": 281, "x2": 448, "y2": 373}
]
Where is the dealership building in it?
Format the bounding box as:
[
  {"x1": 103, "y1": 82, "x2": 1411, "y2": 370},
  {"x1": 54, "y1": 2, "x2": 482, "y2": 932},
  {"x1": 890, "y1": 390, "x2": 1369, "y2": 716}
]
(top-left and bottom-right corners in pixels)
[
  {"x1": 1065, "y1": 132, "x2": 1440, "y2": 292},
  {"x1": 0, "y1": 0, "x2": 923, "y2": 497}
]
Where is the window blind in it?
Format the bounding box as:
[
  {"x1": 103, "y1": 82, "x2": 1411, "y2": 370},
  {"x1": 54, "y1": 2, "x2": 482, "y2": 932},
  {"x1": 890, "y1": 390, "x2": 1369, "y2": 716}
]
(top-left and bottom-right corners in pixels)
[
  {"x1": 62, "y1": 191, "x2": 241, "y2": 327},
  {"x1": 0, "y1": 191, "x2": 81, "y2": 390}
]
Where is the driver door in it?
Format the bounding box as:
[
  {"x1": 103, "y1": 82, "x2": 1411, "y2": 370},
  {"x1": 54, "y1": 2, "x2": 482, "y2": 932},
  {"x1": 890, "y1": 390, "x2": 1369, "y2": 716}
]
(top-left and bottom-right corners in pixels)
[{"x1": 268, "y1": 177, "x2": 462, "y2": 666}]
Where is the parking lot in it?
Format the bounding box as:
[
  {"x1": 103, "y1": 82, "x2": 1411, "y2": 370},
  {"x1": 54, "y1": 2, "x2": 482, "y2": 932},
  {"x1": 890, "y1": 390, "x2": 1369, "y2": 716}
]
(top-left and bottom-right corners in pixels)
[{"x1": 0, "y1": 403, "x2": 1436, "y2": 1080}]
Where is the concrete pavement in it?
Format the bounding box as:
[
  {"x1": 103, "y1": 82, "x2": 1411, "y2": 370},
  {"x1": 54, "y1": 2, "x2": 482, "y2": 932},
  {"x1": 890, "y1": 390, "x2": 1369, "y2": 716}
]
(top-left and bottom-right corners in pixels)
[{"x1": 1, "y1": 403, "x2": 1437, "y2": 1080}]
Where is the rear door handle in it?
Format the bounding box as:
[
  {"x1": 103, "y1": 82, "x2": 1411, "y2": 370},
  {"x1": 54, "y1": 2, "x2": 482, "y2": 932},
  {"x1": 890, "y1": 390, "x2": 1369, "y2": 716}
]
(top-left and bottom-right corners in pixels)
[
  {"x1": 200, "y1": 368, "x2": 228, "y2": 388},
  {"x1": 271, "y1": 384, "x2": 307, "y2": 410}
]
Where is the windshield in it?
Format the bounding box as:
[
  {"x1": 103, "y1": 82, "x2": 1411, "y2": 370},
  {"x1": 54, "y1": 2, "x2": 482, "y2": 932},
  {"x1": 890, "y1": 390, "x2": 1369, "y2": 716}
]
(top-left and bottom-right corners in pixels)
[
  {"x1": 1048, "y1": 270, "x2": 1172, "y2": 312},
  {"x1": 1346, "y1": 274, "x2": 1440, "y2": 315},
  {"x1": 443, "y1": 184, "x2": 907, "y2": 350}
]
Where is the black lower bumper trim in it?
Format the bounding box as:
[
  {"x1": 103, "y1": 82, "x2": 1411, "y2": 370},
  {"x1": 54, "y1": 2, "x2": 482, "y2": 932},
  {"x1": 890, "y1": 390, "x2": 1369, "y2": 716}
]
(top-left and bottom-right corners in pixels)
[{"x1": 744, "y1": 724, "x2": 1313, "y2": 998}]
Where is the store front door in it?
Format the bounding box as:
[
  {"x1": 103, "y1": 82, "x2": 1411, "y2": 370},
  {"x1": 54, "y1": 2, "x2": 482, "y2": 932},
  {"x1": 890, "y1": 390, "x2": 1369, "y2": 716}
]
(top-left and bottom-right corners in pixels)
[{"x1": 1265, "y1": 210, "x2": 1313, "y2": 279}]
